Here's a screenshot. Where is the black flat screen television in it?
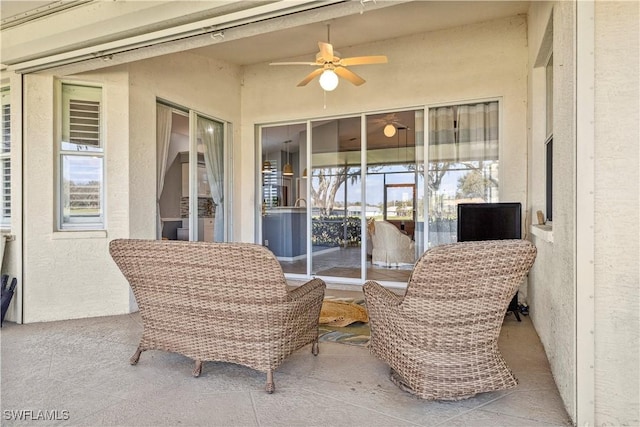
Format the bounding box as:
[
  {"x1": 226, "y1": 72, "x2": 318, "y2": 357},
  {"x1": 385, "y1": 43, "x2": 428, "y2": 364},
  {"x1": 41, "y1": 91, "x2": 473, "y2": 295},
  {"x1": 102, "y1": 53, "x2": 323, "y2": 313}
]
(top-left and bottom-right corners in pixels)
[{"x1": 457, "y1": 202, "x2": 522, "y2": 242}]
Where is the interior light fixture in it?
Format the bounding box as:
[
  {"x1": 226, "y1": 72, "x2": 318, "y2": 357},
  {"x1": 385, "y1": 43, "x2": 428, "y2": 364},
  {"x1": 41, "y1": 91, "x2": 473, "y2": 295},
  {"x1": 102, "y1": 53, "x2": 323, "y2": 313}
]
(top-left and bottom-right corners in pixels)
[
  {"x1": 319, "y1": 69, "x2": 339, "y2": 91},
  {"x1": 282, "y1": 140, "x2": 294, "y2": 176},
  {"x1": 262, "y1": 160, "x2": 272, "y2": 173},
  {"x1": 384, "y1": 123, "x2": 396, "y2": 138},
  {"x1": 262, "y1": 128, "x2": 271, "y2": 173}
]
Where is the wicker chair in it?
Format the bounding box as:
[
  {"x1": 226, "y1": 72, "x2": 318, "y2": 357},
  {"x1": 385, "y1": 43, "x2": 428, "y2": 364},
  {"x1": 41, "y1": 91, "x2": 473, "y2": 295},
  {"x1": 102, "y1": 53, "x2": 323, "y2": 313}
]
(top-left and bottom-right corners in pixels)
[
  {"x1": 370, "y1": 220, "x2": 416, "y2": 267},
  {"x1": 109, "y1": 239, "x2": 326, "y2": 393},
  {"x1": 363, "y1": 239, "x2": 537, "y2": 400}
]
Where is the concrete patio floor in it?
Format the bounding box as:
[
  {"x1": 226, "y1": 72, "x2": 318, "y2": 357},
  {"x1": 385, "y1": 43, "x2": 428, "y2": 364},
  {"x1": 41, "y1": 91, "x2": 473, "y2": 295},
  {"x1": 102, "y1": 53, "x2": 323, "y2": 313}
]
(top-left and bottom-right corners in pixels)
[{"x1": 1, "y1": 298, "x2": 571, "y2": 427}]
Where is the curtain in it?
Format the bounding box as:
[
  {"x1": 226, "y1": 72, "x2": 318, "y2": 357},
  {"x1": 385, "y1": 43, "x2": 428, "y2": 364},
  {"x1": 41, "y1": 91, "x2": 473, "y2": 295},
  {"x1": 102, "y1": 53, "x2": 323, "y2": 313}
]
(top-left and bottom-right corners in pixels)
[
  {"x1": 156, "y1": 104, "x2": 172, "y2": 240},
  {"x1": 428, "y1": 106, "x2": 455, "y2": 161},
  {"x1": 426, "y1": 101, "x2": 499, "y2": 248},
  {"x1": 200, "y1": 118, "x2": 224, "y2": 242},
  {"x1": 456, "y1": 101, "x2": 499, "y2": 162}
]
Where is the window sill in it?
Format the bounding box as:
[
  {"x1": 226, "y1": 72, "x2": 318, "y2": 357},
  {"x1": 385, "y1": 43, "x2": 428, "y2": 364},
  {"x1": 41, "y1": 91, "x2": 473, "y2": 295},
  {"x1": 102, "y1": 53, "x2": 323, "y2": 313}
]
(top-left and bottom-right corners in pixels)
[
  {"x1": 530, "y1": 224, "x2": 553, "y2": 243},
  {"x1": 52, "y1": 230, "x2": 107, "y2": 240}
]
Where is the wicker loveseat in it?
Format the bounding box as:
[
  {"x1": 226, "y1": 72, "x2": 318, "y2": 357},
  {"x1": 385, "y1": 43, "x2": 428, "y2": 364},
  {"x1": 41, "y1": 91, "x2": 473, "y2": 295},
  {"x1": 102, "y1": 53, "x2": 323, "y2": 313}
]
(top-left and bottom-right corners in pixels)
[
  {"x1": 109, "y1": 239, "x2": 326, "y2": 393},
  {"x1": 363, "y1": 239, "x2": 537, "y2": 400}
]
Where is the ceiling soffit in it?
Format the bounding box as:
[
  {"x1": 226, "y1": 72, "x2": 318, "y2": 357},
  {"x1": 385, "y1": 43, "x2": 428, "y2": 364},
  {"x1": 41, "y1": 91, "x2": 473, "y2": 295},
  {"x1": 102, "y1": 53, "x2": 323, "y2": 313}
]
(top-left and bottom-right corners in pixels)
[{"x1": 0, "y1": 0, "x2": 405, "y2": 74}]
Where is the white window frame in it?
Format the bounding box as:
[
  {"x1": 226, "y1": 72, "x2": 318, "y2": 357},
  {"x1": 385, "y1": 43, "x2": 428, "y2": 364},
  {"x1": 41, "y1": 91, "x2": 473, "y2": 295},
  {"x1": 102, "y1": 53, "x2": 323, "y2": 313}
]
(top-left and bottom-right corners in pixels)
[
  {"x1": 0, "y1": 87, "x2": 11, "y2": 230},
  {"x1": 57, "y1": 82, "x2": 105, "y2": 230}
]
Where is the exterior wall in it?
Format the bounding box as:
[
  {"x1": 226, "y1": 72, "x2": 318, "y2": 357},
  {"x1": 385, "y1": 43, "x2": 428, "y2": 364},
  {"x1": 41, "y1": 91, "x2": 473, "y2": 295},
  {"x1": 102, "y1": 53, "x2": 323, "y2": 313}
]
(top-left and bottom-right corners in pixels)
[
  {"x1": 20, "y1": 51, "x2": 241, "y2": 322},
  {"x1": 239, "y1": 15, "x2": 529, "y2": 243},
  {"x1": 593, "y1": 1, "x2": 639, "y2": 424},
  {"x1": 0, "y1": 73, "x2": 24, "y2": 323},
  {"x1": 126, "y1": 52, "x2": 242, "y2": 243},
  {"x1": 527, "y1": 1, "x2": 576, "y2": 420},
  {"x1": 23, "y1": 71, "x2": 132, "y2": 323}
]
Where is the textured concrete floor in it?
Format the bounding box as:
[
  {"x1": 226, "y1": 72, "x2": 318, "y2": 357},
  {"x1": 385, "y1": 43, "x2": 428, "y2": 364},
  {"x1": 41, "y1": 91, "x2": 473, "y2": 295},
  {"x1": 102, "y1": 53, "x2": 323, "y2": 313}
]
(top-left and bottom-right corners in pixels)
[{"x1": 0, "y1": 304, "x2": 571, "y2": 427}]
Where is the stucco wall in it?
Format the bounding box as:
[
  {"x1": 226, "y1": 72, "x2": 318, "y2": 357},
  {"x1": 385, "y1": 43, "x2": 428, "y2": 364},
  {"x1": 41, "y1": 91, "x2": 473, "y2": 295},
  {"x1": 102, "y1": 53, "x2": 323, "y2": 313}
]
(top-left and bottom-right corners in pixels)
[
  {"x1": 126, "y1": 52, "x2": 242, "y2": 242},
  {"x1": 0, "y1": 73, "x2": 24, "y2": 323},
  {"x1": 23, "y1": 71, "x2": 132, "y2": 322},
  {"x1": 21, "y1": 50, "x2": 241, "y2": 322},
  {"x1": 239, "y1": 15, "x2": 529, "y2": 243},
  {"x1": 593, "y1": 1, "x2": 639, "y2": 424},
  {"x1": 526, "y1": 1, "x2": 576, "y2": 420}
]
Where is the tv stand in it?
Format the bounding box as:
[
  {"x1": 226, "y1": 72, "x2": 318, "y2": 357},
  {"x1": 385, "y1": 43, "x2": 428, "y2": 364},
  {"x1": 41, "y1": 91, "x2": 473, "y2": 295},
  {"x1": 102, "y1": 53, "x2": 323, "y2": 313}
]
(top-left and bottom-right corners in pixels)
[{"x1": 508, "y1": 295, "x2": 521, "y2": 321}]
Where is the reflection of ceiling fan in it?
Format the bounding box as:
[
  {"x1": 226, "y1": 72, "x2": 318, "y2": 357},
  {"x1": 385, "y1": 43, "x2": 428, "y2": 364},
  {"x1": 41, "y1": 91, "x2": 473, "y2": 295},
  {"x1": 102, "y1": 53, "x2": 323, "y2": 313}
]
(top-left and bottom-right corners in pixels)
[
  {"x1": 369, "y1": 113, "x2": 407, "y2": 137},
  {"x1": 270, "y1": 25, "x2": 387, "y2": 91}
]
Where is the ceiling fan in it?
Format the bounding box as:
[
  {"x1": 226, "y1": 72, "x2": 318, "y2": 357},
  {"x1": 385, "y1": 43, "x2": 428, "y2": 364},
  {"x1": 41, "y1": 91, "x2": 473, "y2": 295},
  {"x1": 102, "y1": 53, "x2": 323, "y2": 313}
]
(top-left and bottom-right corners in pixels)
[
  {"x1": 369, "y1": 113, "x2": 407, "y2": 137},
  {"x1": 270, "y1": 25, "x2": 387, "y2": 91}
]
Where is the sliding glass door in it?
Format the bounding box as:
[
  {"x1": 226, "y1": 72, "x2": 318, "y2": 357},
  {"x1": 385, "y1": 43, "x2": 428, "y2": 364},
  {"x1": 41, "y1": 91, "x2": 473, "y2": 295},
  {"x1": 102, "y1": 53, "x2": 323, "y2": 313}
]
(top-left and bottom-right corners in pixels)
[
  {"x1": 309, "y1": 117, "x2": 362, "y2": 279},
  {"x1": 365, "y1": 110, "x2": 422, "y2": 283},
  {"x1": 257, "y1": 101, "x2": 499, "y2": 285},
  {"x1": 157, "y1": 102, "x2": 228, "y2": 242},
  {"x1": 426, "y1": 101, "x2": 499, "y2": 247}
]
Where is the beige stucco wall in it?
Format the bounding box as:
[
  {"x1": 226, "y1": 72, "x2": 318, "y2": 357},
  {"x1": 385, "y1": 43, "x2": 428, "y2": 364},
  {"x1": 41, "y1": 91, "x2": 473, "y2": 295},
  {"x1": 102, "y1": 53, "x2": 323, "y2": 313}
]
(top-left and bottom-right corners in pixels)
[
  {"x1": 22, "y1": 71, "x2": 132, "y2": 323},
  {"x1": 527, "y1": 1, "x2": 640, "y2": 424},
  {"x1": 526, "y1": 1, "x2": 576, "y2": 420},
  {"x1": 593, "y1": 1, "x2": 639, "y2": 424},
  {"x1": 0, "y1": 73, "x2": 24, "y2": 323},
  {"x1": 239, "y1": 15, "x2": 529, "y2": 243},
  {"x1": 21, "y1": 51, "x2": 241, "y2": 322}
]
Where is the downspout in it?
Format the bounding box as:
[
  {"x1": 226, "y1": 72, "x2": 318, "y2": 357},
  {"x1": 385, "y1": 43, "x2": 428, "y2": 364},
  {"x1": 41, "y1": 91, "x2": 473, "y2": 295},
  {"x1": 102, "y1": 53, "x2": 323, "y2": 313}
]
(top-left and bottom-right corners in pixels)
[{"x1": 575, "y1": 1, "x2": 596, "y2": 425}]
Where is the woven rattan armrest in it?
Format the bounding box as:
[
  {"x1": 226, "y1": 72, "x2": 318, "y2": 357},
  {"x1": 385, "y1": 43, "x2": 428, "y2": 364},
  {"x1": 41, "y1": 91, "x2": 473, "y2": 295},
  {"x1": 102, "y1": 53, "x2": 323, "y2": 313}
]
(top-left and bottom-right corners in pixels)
[
  {"x1": 288, "y1": 278, "x2": 326, "y2": 301},
  {"x1": 363, "y1": 280, "x2": 403, "y2": 308}
]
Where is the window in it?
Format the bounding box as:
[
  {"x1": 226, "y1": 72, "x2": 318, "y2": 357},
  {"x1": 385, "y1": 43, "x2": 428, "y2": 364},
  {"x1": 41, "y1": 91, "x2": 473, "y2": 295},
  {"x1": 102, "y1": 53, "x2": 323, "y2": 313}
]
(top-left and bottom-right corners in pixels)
[
  {"x1": 1, "y1": 87, "x2": 10, "y2": 229},
  {"x1": 59, "y1": 83, "x2": 104, "y2": 229},
  {"x1": 545, "y1": 53, "x2": 553, "y2": 222}
]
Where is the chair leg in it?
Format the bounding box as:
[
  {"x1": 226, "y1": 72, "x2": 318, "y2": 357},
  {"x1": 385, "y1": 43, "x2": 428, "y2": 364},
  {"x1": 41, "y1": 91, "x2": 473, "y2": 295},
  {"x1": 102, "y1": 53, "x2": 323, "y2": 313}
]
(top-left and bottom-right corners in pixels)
[
  {"x1": 312, "y1": 340, "x2": 319, "y2": 356},
  {"x1": 265, "y1": 370, "x2": 275, "y2": 394},
  {"x1": 130, "y1": 347, "x2": 143, "y2": 365},
  {"x1": 192, "y1": 360, "x2": 203, "y2": 377}
]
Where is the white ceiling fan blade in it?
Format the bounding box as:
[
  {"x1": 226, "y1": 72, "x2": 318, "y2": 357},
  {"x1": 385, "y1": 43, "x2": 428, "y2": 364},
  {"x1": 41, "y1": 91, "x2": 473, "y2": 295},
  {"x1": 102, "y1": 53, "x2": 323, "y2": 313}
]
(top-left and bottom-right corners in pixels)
[
  {"x1": 297, "y1": 68, "x2": 324, "y2": 86},
  {"x1": 334, "y1": 66, "x2": 365, "y2": 86},
  {"x1": 340, "y1": 55, "x2": 388, "y2": 66},
  {"x1": 318, "y1": 42, "x2": 334, "y2": 62},
  {"x1": 270, "y1": 61, "x2": 318, "y2": 66}
]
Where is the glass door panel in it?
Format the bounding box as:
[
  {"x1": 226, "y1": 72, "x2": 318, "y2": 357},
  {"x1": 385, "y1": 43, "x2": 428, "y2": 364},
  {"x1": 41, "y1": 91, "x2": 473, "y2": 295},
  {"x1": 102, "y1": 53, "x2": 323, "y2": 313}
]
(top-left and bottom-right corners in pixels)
[
  {"x1": 195, "y1": 114, "x2": 224, "y2": 242},
  {"x1": 310, "y1": 117, "x2": 362, "y2": 279},
  {"x1": 426, "y1": 101, "x2": 500, "y2": 248},
  {"x1": 261, "y1": 123, "x2": 308, "y2": 274},
  {"x1": 365, "y1": 110, "x2": 422, "y2": 283}
]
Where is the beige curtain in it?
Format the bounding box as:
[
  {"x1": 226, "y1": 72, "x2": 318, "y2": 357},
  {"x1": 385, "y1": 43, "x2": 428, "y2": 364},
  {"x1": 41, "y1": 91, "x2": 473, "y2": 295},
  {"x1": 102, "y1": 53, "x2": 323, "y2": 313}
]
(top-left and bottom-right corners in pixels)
[{"x1": 156, "y1": 104, "x2": 172, "y2": 239}]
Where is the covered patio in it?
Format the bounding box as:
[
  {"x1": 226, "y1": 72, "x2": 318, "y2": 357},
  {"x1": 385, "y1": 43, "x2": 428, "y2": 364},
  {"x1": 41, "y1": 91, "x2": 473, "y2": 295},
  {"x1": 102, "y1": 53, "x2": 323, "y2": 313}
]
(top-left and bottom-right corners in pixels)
[{"x1": 0, "y1": 288, "x2": 570, "y2": 426}]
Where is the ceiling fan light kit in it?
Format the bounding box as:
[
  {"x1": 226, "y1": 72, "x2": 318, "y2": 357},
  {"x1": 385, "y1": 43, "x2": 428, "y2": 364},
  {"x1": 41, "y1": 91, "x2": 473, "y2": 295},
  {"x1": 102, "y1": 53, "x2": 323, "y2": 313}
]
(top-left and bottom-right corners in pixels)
[
  {"x1": 384, "y1": 123, "x2": 397, "y2": 137},
  {"x1": 319, "y1": 69, "x2": 339, "y2": 91}
]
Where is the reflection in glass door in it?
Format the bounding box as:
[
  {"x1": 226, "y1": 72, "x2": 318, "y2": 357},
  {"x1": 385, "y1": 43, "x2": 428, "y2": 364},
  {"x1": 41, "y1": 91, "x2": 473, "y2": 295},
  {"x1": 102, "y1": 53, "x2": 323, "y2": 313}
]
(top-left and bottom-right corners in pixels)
[
  {"x1": 309, "y1": 117, "x2": 362, "y2": 280},
  {"x1": 364, "y1": 111, "x2": 422, "y2": 283},
  {"x1": 157, "y1": 103, "x2": 226, "y2": 242},
  {"x1": 260, "y1": 124, "x2": 308, "y2": 275}
]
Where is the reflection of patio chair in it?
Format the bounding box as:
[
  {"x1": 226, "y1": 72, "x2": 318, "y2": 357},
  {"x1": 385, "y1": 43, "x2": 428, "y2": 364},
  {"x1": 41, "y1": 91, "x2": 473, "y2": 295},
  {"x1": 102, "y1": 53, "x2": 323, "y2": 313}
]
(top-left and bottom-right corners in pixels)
[
  {"x1": 109, "y1": 239, "x2": 326, "y2": 393},
  {"x1": 364, "y1": 239, "x2": 537, "y2": 400},
  {"x1": 370, "y1": 220, "x2": 415, "y2": 267}
]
